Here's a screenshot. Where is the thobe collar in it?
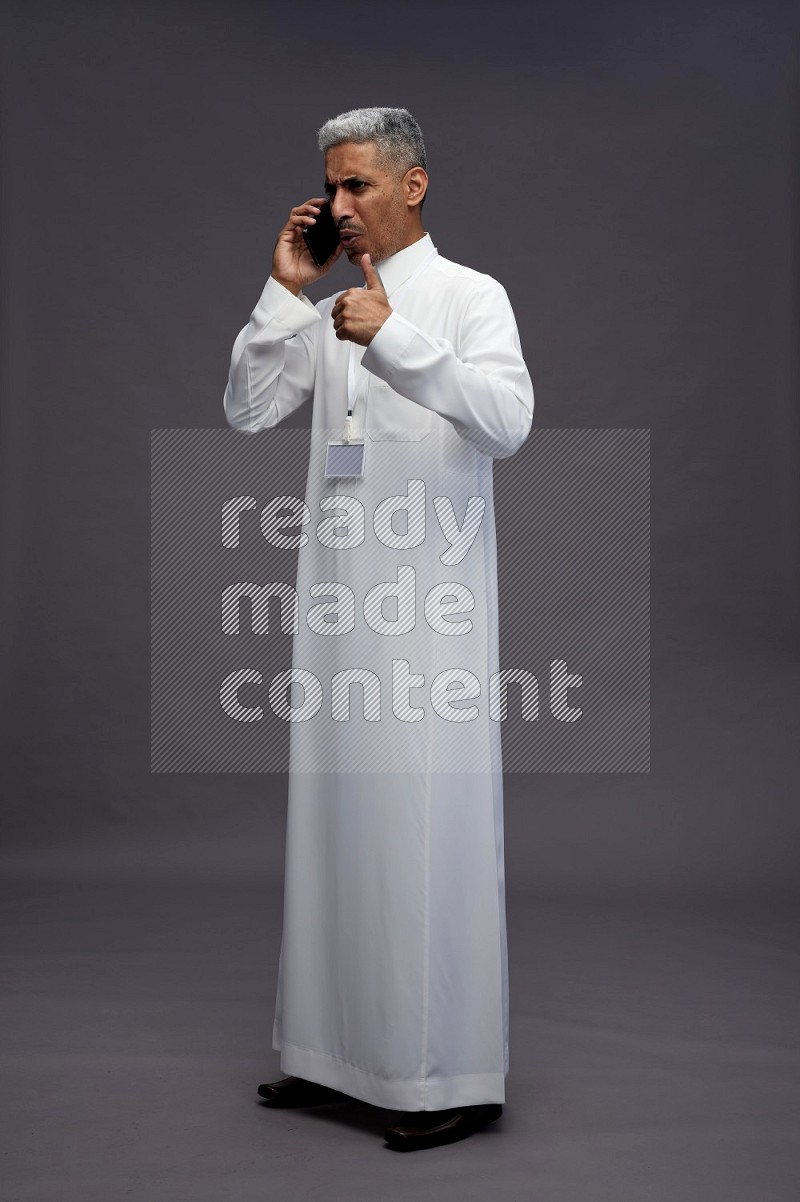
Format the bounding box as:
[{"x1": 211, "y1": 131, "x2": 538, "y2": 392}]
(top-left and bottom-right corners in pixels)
[{"x1": 370, "y1": 232, "x2": 437, "y2": 297}]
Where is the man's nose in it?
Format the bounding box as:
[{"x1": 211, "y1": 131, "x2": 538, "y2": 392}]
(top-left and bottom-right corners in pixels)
[{"x1": 329, "y1": 189, "x2": 353, "y2": 223}]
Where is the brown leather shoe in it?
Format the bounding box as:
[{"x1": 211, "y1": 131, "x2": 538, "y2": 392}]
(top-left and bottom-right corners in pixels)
[
  {"x1": 256, "y1": 1075, "x2": 345, "y2": 1107},
  {"x1": 383, "y1": 1103, "x2": 503, "y2": 1151}
]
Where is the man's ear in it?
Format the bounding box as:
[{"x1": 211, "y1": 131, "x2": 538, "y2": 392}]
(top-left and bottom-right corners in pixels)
[{"x1": 405, "y1": 167, "x2": 428, "y2": 210}]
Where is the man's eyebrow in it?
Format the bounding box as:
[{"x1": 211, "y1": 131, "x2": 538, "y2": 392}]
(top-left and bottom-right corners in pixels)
[{"x1": 323, "y1": 176, "x2": 369, "y2": 193}]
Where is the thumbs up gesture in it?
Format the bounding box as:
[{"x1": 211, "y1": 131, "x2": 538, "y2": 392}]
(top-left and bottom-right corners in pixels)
[{"x1": 331, "y1": 254, "x2": 392, "y2": 346}]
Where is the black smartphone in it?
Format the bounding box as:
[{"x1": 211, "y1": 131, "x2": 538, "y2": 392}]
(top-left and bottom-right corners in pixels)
[{"x1": 302, "y1": 200, "x2": 340, "y2": 267}]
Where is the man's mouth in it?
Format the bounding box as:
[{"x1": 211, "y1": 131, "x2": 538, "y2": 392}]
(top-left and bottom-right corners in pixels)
[{"x1": 339, "y1": 230, "x2": 361, "y2": 247}]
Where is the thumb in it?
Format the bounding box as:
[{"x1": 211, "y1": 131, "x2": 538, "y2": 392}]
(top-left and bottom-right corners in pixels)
[{"x1": 361, "y1": 253, "x2": 384, "y2": 291}]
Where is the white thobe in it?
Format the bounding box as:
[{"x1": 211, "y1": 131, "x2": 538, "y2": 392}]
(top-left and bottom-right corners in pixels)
[{"x1": 224, "y1": 232, "x2": 534, "y2": 1110}]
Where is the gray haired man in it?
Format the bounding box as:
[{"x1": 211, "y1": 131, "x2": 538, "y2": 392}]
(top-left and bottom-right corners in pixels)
[{"x1": 224, "y1": 106, "x2": 534, "y2": 1151}]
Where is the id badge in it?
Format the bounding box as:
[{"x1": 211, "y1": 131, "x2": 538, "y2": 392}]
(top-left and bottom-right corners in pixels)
[{"x1": 325, "y1": 439, "x2": 366, "y2": 478}]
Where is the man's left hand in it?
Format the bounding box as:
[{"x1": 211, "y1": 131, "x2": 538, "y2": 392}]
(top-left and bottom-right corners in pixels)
[{"x1": 331, "y1": 254, "x2": 392, "y2": 346}]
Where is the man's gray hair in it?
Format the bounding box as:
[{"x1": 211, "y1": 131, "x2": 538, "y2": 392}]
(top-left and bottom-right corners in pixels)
[{"x1": 317, "y1": 107, "x2": 427, "y2": 177}]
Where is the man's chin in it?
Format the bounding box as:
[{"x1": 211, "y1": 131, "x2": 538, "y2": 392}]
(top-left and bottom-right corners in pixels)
[{"x1": 344, "y1": 242, "x2": 368, "y2": 263}]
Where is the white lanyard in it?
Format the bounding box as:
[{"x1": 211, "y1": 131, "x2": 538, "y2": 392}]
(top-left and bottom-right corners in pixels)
[{"x1": 344, "y1": 246, "x2": 438, "y2": 440}]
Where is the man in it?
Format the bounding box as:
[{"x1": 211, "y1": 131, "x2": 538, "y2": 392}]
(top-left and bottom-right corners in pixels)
[{"x1": 223, "y1": 107, "x2": 534, "y2": 1151}]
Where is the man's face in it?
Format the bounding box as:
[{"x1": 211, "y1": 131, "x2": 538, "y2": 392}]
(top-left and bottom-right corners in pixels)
[{"x1": 324, "y1": 141, "x2": 412, "y2": 266}]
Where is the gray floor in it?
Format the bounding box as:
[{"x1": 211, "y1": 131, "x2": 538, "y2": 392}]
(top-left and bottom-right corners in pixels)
[{"x1": 1, "y1": 839, "x2": 798, "y2": 1201}]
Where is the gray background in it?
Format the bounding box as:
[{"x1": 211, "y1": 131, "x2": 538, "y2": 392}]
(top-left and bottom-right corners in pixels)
[{"x1": 1, "y1": 1, "x2": 798, "y2": 1198}]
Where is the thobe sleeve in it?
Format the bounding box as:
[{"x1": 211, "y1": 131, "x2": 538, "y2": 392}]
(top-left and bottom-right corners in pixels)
[
  {"x1": 223, "y1": 275, "x2": 321, "y2": 434},
  {"x1": 360, "y1": 276, "x2": 534, "y2": 459}
]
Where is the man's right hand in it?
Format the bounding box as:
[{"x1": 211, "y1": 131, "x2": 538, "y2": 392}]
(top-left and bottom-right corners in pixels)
[{"x1": 271, "y1": 198, "x2": 343, "y2": 295}]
